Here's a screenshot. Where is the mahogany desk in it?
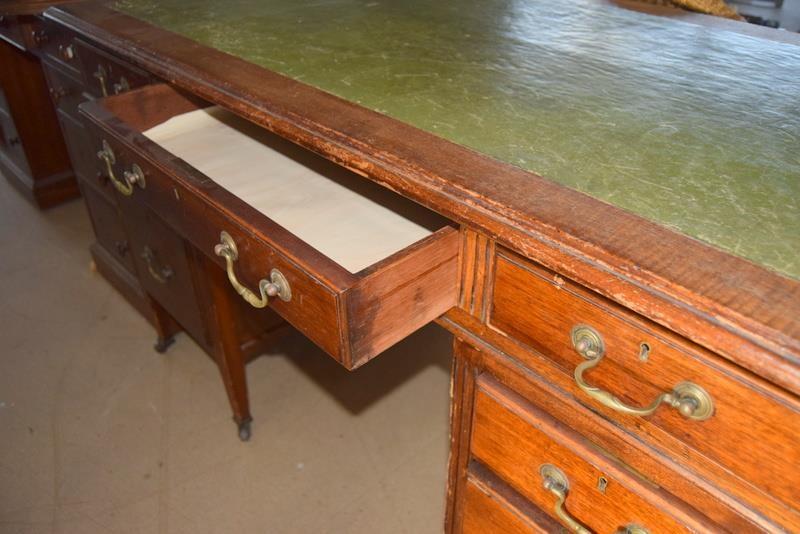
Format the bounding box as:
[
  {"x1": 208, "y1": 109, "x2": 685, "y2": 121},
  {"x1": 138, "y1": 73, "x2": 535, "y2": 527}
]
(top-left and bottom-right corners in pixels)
[
  {"x1": 5, "y1": 0, "x2": 800, "y2": 531},
  {"x1": 0, "y1": 0, "x2": 80, "y2": 207}
]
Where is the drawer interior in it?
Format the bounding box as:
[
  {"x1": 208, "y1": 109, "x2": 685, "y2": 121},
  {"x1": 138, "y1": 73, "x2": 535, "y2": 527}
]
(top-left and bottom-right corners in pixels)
[{"x1": 143, "y1": 106, "x2": 446, "y2": 273}]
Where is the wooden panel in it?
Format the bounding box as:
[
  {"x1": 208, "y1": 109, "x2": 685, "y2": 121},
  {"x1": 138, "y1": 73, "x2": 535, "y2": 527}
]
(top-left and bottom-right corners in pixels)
[
  {"x1": 471, "y1": 375, "x2": 700, "y2": 533},
  {"x1": 488, "y1": 249, "x2": 800, "y2": 518}
]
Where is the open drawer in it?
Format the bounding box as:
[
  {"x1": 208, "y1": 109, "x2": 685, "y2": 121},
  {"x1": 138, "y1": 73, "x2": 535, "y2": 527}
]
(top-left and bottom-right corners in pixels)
[{"x1": 79, "y1": 83, "x2": 459, "y2": 369}]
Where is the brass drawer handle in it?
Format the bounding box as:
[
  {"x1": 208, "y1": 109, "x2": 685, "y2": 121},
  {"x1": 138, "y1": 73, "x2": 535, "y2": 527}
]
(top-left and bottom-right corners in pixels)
[
  {"x1": 539, "y1": 464, "x2": 591, "y2": 534},
  {"x1": 93, "y1": 64, "x2": 109, "y2": 97},
  {"x1": 141, "y1": 246, "x2": 173, "y2": 284},
  {"x1": 32, "y1": 29, "x2": 48, "y2": 45},
  {"x1": 214, "y1": 231, "x2": 291, "y2": 308},
  {"x1": 540, "y1": 465, "x2": 651, "y2": 534},
  {"x1": 96, "y1": 140, "x2": 146, "y2": 196},
  {"x1": 571, "y1": 325, "x2": 714, "y2": 420},
  {"x1": 58, "y1": 43, "x2": 75, "y2": 61},
  {"x1": 113, "y1": 76, "x2": 130, "y2": 95}
]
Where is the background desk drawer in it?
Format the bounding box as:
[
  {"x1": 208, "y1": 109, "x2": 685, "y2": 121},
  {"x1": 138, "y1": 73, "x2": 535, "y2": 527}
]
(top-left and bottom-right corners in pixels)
[
  {"x1": 29, "y1": 18, "x2": 81, "y2": 76},
  {"x1": 471, "y1": 375, "x2": 692, "y2": 533},
  {"x1": 487, "y1": 249, "x2": 800, "y2": 525},
  {"x1": 80, "y1": 83, "x2": 460, "y2": 369},
  {"x1": 75, "y1": 38, "x2": 151, "y2": 98}
]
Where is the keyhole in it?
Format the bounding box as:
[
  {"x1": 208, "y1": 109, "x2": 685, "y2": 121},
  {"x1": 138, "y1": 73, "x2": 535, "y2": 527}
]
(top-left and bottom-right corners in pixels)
[
  {"x1": 597, "y1": 476, "x2": 608, "y2": 493},
  {"x1": 639, "y1": 342, "x2": 651, "y2": 362}
]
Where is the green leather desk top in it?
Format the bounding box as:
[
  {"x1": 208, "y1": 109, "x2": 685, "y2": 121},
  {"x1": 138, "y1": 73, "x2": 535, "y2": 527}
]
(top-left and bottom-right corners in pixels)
[{"x1": 115, "y1": 0, "x2": 800, "y2": 280}]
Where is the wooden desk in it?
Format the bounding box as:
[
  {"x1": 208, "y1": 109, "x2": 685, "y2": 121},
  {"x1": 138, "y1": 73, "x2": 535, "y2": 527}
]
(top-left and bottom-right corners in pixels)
[
  {"x1": 0, "y1": 2, "x2": 79, "y2": 208},
  {"x1": 10, "y1": 0, "x2": 800, "y2": 531}
]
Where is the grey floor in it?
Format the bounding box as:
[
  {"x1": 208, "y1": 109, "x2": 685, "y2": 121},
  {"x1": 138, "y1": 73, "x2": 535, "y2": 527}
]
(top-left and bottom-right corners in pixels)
[{"x1": 0, "y1": 175, "x2": 453, "y2": 534}]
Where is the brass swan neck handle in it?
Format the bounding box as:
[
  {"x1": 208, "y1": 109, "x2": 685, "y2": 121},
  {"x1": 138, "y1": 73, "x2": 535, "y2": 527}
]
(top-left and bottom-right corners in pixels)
[
  {"x1": 571, "y1": 325, "x2": 714, "y2": 421},
  {"x1": 214, "y1": 231, "x2": 291, "y2": 308}
]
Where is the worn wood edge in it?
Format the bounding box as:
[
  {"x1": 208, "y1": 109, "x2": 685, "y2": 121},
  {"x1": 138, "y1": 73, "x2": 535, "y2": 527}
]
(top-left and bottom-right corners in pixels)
[{"x1": 46, "y1": 3, "x2": 800, "y2": 394}]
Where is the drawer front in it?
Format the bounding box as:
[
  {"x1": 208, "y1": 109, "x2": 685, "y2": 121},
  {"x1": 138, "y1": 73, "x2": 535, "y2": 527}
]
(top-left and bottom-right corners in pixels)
[
  {"x1": 488, "y1": 250, "x2": 800, "y2": 518},
  {"x1": 79, "y1": 83, "x2": 459, "y2": 369},
  {"x1": 471, "y1": 376, "x2": 690, "y2": 533},
  {"x1": 119, "y1": 200, "x2": 206, "y2": 344},
  {"x1": 82, "y1": 185, "x2": 137, "y2": 275},
  {"x1": 18, "y1": 17, "x2": 81, "y2": 75},
  {"x1": 461, "y1": 477, "x2": 549, "y2": 534},
  {"x1": 33, "y1": 19, "x2": 82, "y2": 76},
  {"x1": 75, "y1": 39, "x2": 151, "y2": 99},
  {"x1": 41, "y1": 59, "x2": 86, "y2": 118}
]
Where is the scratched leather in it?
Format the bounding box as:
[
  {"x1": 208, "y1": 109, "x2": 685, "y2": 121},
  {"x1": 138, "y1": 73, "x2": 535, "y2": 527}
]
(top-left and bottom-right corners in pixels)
[{"x1": 116, "y1": 0, "x2": 800, "y2": 279}]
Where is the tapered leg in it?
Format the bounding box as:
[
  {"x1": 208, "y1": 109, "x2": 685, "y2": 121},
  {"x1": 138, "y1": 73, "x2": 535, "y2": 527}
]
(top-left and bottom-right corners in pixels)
[
  {"x1": 148, "y1": 296, "x2": 181, "y2": 353},
  {"x1": 205, "y1": 257, "x2": 253, "y2": 441}
]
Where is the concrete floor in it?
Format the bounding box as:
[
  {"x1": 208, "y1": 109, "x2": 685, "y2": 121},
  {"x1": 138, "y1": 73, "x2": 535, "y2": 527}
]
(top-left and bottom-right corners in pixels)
[{"x1": 0, "y1": 175, "x2": 453, "y2": 534}]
